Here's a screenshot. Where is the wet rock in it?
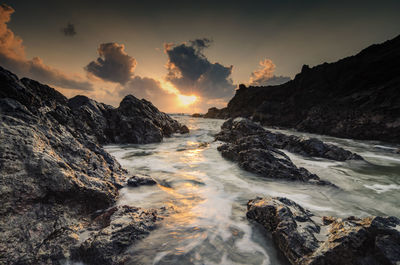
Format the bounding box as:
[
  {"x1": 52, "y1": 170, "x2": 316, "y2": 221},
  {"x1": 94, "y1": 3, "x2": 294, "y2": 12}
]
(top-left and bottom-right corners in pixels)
[
  {"x1": 247, "y1": 197, "x2": 400, "y2": 265},
  {"x1": 217, "y1": 118, "x2": 362, "y2": 162},
  {"x1": 73, "y1": 205, "x2": 159, "y2": 265},
  {"x1": 0, "y1": 66, "x2": 178, "y2": 264},
  {"x1": 127, "y1": 175, "x2": 157, "y2": 187},
  {"x1": 179, "y1": 124, "x2": 190, "y2": 134},
  {"x1": 216, "y1": 118, "x2": 362, "y2": 185},
  {"x1": 69, "y1": 94, "x2": 189, "y2": 145}
]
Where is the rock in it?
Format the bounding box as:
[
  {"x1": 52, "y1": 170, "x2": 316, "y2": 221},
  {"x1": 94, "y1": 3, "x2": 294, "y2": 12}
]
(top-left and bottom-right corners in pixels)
[
  {"x1": 127, "y1": 175, "x2": 157, "y2": 187},
  {"x1": 205, "y1": 35, "x2": 400, "y2": 143},
  {"x1": 215, "y1": 118, "x2": 362, "y2": 185},
  {"x1": 217, "y1": 118, "x2": 363, "y2": 161},
  {"x1": 204, "y1": 106, "x2": 229, "y2": 119},
  {"x1": 72, "y1": 205, "x2": 160, "y2": 265},
  {"x1": 179, "y1": 124, "x2": 190, "y2": 134},
  {"x1": 0, "y1": 66, "x2": 179, "y2": 264},
  {"x1": 69, "y1": 94, "x2": 189, "y2": 145},
  {"x1": 192, "y1": 113, "x2": 204, "y2": 118},
  {"x1": 247, "y1": 197, "x2": 400, "y2": 265}
]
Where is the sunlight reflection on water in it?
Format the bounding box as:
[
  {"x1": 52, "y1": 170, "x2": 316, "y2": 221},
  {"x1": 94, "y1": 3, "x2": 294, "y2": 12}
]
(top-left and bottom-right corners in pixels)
[{"x1": 104, "y1": 115, "x2": 400, "y2": 265}]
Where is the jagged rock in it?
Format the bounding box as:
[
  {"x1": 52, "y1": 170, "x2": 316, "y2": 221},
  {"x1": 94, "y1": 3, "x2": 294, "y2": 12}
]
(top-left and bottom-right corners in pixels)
[
  {"x1": 69, "y1": 95, "x2": 189, "y2": 145},
  {"x1": 215, "y1": 118, "x2": 362, "y2": 185},
  {"x1": 247, "y1": 197, "x2": 400, "y2": 265},
  {"x1": 217, "y1": 118, "x2": 362, "y2": 161},
  {"x1": 0, "y1": 66, "x2": 181, "y2": 264},
  {"x1": 204, "y1": 106, "x2": 229, "y2": 119},
  {"x1": 127, "y1": 175, "x2": 157, "y2": 187},
  {"x1": 205, "y1": 35, "x2": 400, "y2": 143},
  {"x1": 72, "y1": 205, "x2": 160, "y2": 265}
]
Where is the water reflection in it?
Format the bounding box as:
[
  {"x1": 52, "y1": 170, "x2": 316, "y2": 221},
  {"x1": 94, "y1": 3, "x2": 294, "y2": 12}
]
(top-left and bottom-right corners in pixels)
[{"x1": 105, "y1": 116, "x2": 400, "y2": 265}]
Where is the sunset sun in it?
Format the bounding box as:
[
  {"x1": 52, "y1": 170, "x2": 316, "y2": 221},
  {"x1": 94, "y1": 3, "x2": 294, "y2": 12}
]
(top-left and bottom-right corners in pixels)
[{"x1": 178, "y1": 94, "x2": 197, "y2": 106}]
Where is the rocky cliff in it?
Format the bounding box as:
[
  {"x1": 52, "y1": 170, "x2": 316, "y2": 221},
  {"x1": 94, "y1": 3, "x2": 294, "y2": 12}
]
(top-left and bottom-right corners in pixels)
[
  {"x1": 0, "y1": 66, "x2": 187, "y2": 264},
  {"x1": 205, "y1": 34, "x2": 400, "y2": 143}
]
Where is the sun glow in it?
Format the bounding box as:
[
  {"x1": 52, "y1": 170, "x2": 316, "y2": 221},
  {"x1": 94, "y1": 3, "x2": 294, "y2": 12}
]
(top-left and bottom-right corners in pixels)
[{"x1": 178, "y1": 94, "x2": 197, "y2": 106}]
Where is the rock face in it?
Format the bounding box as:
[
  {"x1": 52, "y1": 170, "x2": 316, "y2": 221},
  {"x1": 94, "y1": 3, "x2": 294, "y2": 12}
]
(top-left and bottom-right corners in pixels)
[
  {"x1": 69, "y1": 95, "x2": 189, "y2": 145},
  {"x1": 247, "y1": 197, "x2": 400, "y2": 265},
  {"x1": 205, "y1": 35, "x2": 400, "y2": 143},
  {"x1": 216, "y1": 118, "x2": 362, "y2": 185},
  {"x1": 0, "y1": 66, "x2": 179, "y2": 264},
  {"x1": 73, "y1": 205, "x2": 159, "y2": 265}
]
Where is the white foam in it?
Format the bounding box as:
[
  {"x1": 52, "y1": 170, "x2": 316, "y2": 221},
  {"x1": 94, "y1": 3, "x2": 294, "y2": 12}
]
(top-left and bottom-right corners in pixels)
[{"x1": 364, "y1": 183, "x2": 400, "y2": 194}]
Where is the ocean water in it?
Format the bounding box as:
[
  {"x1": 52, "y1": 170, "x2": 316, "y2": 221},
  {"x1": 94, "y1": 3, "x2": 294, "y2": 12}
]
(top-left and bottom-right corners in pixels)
[{"x1": 104, "y1": 115, "x2": 400, "y2": 265}]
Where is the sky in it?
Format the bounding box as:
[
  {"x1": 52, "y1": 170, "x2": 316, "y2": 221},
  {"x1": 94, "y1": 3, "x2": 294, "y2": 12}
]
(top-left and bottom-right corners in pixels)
[{"x1": 1, "y1": 0, "x2": 400, "y2": 113}]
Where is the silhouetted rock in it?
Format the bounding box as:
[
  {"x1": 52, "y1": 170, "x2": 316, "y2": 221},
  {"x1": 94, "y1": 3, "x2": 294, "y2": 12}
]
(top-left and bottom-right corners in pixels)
[
  {"x1": 247, "y1": 197, "x2": 400, "y2": 265},
  {"x1": 0, "y1": 66, "x2": 179, "y2": 264},
  {"x1": 127, "y1": 175, "x2": 157, "y2": 187},
  {"x1": 69, "y1": 95, "x2": 189, "y2": 145},
  {"x1": 204, "y1": 107, "x2": 229, "y2": 119},
  {"x1": 206, "y1": 35, "x2": 400, "y2": 143},
  {"x1": 192, "y1": 113, "x2": 204, "y2": 118}
]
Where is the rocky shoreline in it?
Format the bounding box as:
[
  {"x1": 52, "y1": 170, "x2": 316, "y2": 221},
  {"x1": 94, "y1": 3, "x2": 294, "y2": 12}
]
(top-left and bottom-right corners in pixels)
[
  {"x1": 215, "y1": 118, "x2": 362, "y2": 186},
  {"x1": 1, "y1": 63, "x2": 399, "y2": 265},
  {"x1": 0, "y1": 66, "x2": 188, "y2": 264},
  {"x1": 215, "y1": 118, "x2": 400, "y2": 264},
  {"x1": 247, "y1": 197, "x2": 400, "y2": 265},
  {"x1": 198, "y1": 34, "x2": 400, "y2": 144}
]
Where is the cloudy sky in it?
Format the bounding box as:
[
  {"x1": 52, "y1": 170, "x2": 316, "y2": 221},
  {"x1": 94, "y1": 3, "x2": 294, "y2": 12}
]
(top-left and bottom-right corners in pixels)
[{"x1": 1, "y1": 0, "x2": 400, "y2": 113}]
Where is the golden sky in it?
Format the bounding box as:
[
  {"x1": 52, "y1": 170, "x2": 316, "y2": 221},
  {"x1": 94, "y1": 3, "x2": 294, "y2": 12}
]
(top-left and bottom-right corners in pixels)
[{"x1": 1, "y1": 0, "x2": 400, "y2": 113}]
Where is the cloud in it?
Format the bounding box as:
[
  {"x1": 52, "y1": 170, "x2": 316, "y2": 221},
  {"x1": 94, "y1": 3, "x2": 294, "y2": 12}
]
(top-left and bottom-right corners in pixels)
[
  {"x1": 61, "y1": 23, "x2": 76, "y2": 37},
  {"x1": 249, "y1": 59, "x2": 291, "y2": 86},
  {"x1": 85, "y1": 43, "x2": 136, "y2": 84},
  {"x1": 118, "y1": 76, "x2": 179, "y2": 112},
  {"x1": 0, "y1": 4, "x2": 92, "y2": 90},
  {"x1": 165, "y1": 38, "x2": 235, "y2": 100}
]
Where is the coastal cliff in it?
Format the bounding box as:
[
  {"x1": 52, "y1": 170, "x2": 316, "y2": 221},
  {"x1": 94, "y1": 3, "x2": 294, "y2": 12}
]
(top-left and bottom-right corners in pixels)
[{"x1": 203, "y1": 34, "x2": 400, "y2": 143}]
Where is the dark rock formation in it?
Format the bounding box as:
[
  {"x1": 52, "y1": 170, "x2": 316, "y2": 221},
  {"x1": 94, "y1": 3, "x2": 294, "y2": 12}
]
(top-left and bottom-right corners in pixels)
[
  {"x1": 192, "y1": 113, "x2": 204, "y2": 118},
  {"x1": 127, "y1": 175, "x2": 157, "y2": 187},
  {"x1": 69, "y1": 95, "x2": 189, "y2": 145},
  {"x1": 204, "y1": 107, "x2": 229, "y2": 119},
  {"x1": 206, "y1": 35, "x2": 400, "y2": 143},
  {"x1": 247, "y1": 197, "x2": 400, "y2": 265},
  {"x1": 215, "y1": 118, "x2": 362, "y2": 185},
  {"x1": 73, "y1": 205, "x2": 159, "y2": 265},
  {"x1": 0, "y1": 66, "x2": 181, "y2": 264}
]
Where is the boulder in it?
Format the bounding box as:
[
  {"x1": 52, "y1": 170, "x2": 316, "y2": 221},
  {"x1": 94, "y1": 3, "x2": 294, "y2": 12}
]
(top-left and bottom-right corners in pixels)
[
  {"x1": 247, "y1": 197, "x2": 400, "y2": 265},
  {"x1": 127, "y1": 175, "x2": 157, "y2": 187},
  {"x1": 72, "y1": 205, "x2": 159, "y2": 265}
]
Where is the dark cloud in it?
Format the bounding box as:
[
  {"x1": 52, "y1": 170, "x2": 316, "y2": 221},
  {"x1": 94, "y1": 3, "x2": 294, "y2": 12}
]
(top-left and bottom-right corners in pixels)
[
  {"x1": 0, "y1": 4, "x2": 93, "y2": 91},
  {"x1": 249, "y1": 59, "x2": 291, "y2": 86},
  {"x1": 118, "y1": 76, "x2": 178, "y2": 111},
  {"x1": 61, "y1": 23, "x2": 76, "y2": 37},
  {"x1": 85, "y1": 43, "x2": 136, "y2": 84},
  {"x1": 165, "y1": 38, "x2": 235, "y2": 99}
]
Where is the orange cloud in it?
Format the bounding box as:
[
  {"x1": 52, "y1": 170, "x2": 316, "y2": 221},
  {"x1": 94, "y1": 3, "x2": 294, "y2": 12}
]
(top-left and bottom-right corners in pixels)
[
  {"x1": 0, "y1": 4, "x2": 93, "y2": 91},
  {"x1": 249, "y1": 59, "x2": 291, "y2": 86}
]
